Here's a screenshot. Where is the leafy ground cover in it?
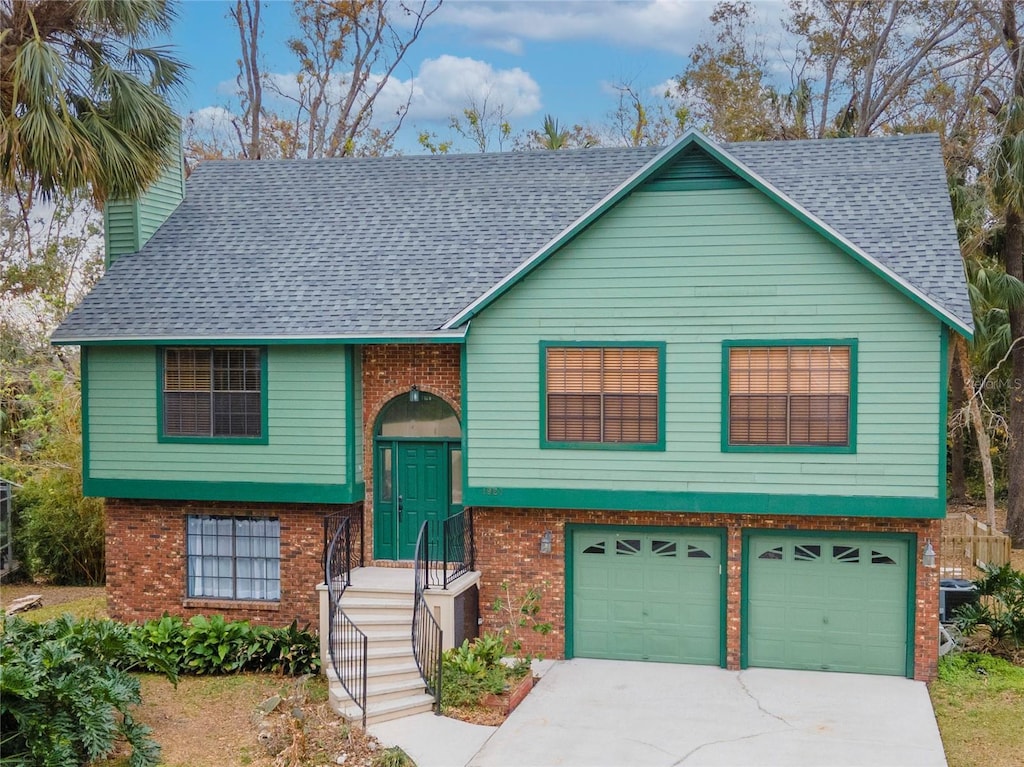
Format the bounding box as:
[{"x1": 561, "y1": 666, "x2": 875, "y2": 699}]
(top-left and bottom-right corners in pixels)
[
  {"x1": 930, "y1": 653, "x2": 1024, "y2": 767},
  {"x1": 0, "y1": 586, "x2": 401, "y2": 767},
  {"x1": 440, "y1": 634, "x2": 532, "y2": 726}
]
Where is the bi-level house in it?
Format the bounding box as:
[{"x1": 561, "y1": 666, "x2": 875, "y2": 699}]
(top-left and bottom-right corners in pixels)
[{"x1": 53, "y1": 131, "x2": 970, "y2": 722}]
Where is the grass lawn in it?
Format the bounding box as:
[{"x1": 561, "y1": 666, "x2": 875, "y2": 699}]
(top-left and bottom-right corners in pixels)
[{"x1": 930, "y1": 653, "x2": 1024, "y2": 767}]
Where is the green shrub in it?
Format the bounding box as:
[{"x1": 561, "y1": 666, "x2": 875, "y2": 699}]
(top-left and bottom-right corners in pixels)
[
  {"x1": 372, "y1": 746, "x2": 415, "y2": 767},
  {"x1": 954, "y1": 563, "x2": 1024, "y2": 655},
  {"x1": 440, "y1": 634, "x2": 528, "y2": 710},
  {"x1": 250, "y1": 620, "x2": 322, "y2": 675},
  {"x1": 13, "y1": 466, "x2": 104, "y2": 585},
  {"x1": 182, "y1": 614, "x2": 255, "y2": 674},
  {"x1": 125, "y1": 614, "x2": 320, "y2": 676},
  {"x1": 0, "y1": 615, "x2": 164, "y2": 767},
  {"x1": 10, "y1": 370, "x2": 104, "y2": 585}
]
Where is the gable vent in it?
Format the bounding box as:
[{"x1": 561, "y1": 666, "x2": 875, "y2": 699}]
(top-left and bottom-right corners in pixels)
[{"x1": 647, "y1": 147, "x2": 748, "y2": 191}]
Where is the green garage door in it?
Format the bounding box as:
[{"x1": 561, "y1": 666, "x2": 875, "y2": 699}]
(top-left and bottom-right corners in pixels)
[
  {"x1": 746, "y1": 534, "x2": 910, "y2": 676},
  {"x1": 572, "y1": 528, "x2": 723, "y2": 665}
]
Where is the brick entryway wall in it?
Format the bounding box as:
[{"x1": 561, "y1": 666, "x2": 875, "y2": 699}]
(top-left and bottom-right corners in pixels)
[
  {"x1": 105, "y1": 498, "x2": 361, "y2": 627},
  {"x1": 473, "y1": 508, "x2": 942, "y2": 681},
  {"x1": 360, "y1": 344, "x2": 462, "y2": 565}
]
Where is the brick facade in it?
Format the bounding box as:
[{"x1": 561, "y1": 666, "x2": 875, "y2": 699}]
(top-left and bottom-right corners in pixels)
[
  {"x1": 360, "y1": 344, "x2": 462, "y2": 564},
  {"x1": 473, "y1": 507, "x2": 942, "y2": 681},
  {"x1": 105, "y1": 498, "x2": 361, "y2": 627}
]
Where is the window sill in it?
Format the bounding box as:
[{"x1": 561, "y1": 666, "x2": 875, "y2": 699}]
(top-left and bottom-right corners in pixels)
[
  {"x1": 721, "y1": 443, "x2": 856, "y2": 454},
  {"x1": 183, "y1": 598, "x2": 281, "y2": 612},
  {"x1": 540, "y1": 440, "x2": 665, "y2": 451},
  {"x1": 159, "y1": 435, "x2": 269, "y2": 445}
]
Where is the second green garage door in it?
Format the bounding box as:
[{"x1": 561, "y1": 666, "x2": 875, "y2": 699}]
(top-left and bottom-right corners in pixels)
[
  {"x1": 745, "y1": 533, "x2": 911, "y2": 676},
  {"x1": 571, "y1": 528, "x2": 724, "y2": 665}
]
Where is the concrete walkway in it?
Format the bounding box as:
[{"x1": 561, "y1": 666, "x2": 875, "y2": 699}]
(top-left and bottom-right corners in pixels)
[{"x1": 371, "y1": 659, "x2": 947, "y2": 767}]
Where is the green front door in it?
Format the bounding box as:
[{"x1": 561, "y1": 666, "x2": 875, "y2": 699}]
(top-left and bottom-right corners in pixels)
[
  {"x1": 571, "y1": 528, "x2": 724, "y2": 665},
  {"x1": 745, "y1": 533, "x2": 911, "y2": 676},
  {"x1": 396, "y1": 442, "x2": 447, "y2": 559}
]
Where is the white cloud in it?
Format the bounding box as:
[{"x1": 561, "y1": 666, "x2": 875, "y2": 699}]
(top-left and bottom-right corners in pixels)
[
  {"x1": 650, "y1": 78, "x2": 679, "y2": 100},
  {"x1": 193, "y1": 56, "x2": 541, "y2": 136},
  {"x1": 186, "y1": 105, "x2": 238, "y2": 133},
  {"x1": 436, "y1": 0, "x2": 711, "y2": 56},
  {"x1": 407, "y1": 55, "x2": 541, "y2": 120},
  {"x1": 480, "y1": 35, "x2": 525, "y2": 55}
]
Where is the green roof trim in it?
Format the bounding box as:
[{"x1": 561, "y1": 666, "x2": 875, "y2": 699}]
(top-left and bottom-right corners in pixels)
[
  {"x1": 444, "y1": 130, "x2": 973, "y2": 339},
  {"x1": 52, "y1": 332, "x2": 467, "y2": 347},
  {"x1": 463, "y1": 485, "x2": 943, "y2": 518},
  {"x1": 83, "y1": 477, "x2": 359, "y2": 504}
]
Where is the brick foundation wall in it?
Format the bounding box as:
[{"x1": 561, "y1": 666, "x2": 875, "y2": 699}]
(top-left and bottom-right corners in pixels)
[
  {"x1": 106, "y1": 498, "x2": 361, "y2": 627},
  {"x1": 473, "y1": 508, "x2": 942, "y2": 681},
  {"x1": 360, "y1": 344, "x2": 462, "y2": 562}
]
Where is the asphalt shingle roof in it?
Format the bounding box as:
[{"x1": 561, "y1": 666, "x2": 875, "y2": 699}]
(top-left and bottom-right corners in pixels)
[{"x1": 52, "y1": 133, "x2": 971, "y2": 343}]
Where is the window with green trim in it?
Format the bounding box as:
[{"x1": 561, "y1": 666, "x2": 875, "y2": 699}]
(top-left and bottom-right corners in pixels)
[
  {"x1": 164, "y1": 348, "x2": 262, "y2": 438},
  {"x1": 545, "y1": 346, "x2": 659, "y2": 444},
  {"x1": 727, "y1": 345, "x2": 850, "y2": 447}
]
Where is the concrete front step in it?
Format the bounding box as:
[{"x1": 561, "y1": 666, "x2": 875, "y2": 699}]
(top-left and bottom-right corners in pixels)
[
  {"x1": 331, "y1": 626, "x2": 407, "y2": 647},
  {"x1": 327, "y1": 569, "x2": 434, "y2": 727},
  {"x1": 342, "y1": 587, "x2": 415, "y2": 602},
  {"x1": 327, "y1": 659, "x2": 423, "y2": 688},
  {"x1": 366, "y1": 662, "x2": 423, "y2": 686},
  {"x1": 339, "y1": 610, "x2": 411, "y2": 626},
  {"x1": 334, "y1": 644, "x2": 416, "y2": 666},
  {"x1": 334, "y1": 690, "x2": 436, "y2": 726},
  {"x1": 339, "y1": 598, "x2": 414, "y2": 618},
  {"x1": 365, "y1": 676, "x2": 432, "y2": 705}
]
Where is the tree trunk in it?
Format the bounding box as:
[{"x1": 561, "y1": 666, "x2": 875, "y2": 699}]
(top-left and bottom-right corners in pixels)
[
  {"x1": 948, "y1": 341, "x2": 968, "y2": 501},
  {"x1": 957, "y1": 338, "x2": 997, "y2": 526},
  {"x1": 1004, "y1": 208, "x2": 1024, "y2": 543}
]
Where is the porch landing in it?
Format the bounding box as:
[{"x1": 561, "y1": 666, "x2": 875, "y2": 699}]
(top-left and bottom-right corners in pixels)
[
  {"x1": 346, "y1": 566, "x2": 415, "y2": 590},
  {"x1": 342, "y1": 565, "x2": 477, "y2": 591}
]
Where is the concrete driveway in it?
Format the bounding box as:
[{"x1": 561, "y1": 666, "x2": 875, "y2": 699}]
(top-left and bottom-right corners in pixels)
[{"x1": 467, "y1": 659, "x2": 946, "y2": 767}]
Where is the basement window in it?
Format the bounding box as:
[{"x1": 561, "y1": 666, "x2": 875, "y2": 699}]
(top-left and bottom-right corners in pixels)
[{"x1": 186, "y1": 516, "x2": 280, "y2": 601}]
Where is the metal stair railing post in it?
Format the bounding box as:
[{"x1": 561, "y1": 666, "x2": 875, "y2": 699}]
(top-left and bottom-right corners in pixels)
[
  {"x1": 323, "y1": 510, "x2": 364, "y2": 583},
  {"x1": 325, "y1": 517, "x2": 368, "y2": 728},
  {"x1": 441, "y1": 509, "x2": 475, "y2": 590},
  {"x1": 412, "y1": 520, "x2": 443, "y2": 714}
]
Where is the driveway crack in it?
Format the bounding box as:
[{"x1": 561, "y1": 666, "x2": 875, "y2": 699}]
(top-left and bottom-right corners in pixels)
[
  {"x1": 671, "y1": 729, "x2": 778, "y2": 765},
  {"x1": 736, "y1": 671, "x2": 792, "y2": 727}
]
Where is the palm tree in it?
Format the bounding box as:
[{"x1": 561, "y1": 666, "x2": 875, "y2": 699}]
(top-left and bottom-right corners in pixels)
[
  {"x1": 1, "y1": 0, "x2": 186, "y2": 206},
  {"x1": 538, "y1": 114, "x2": 570, "y2": 150},
  {"x1": 980, "y1": 0, "x2": 1024, "y2": 544},
  {"x1": 953, "y1": 255, "x2": 1024, "y2": 526}
]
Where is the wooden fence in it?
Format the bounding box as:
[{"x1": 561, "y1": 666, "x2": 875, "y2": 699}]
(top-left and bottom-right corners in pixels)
[{"x1": 940, "y1": 512, "x2": 1012, "y2": 578}]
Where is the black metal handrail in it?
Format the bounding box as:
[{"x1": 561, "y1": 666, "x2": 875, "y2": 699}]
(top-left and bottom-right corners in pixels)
[
  {"x1": 439, "y1": 509, "x2": 475, "y2": 589},
  {"x1": 412, "y1": 521, "x2": 443, "y2": 714},
  {"x1": 326, "y1": 519, "x2": 368, "y2": 727},
  {"x1": 323, "y1": 510, "x2": 363, "y2": 584}
]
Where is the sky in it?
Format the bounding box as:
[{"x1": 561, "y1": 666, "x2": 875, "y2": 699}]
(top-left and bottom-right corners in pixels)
[{"x1": 167, "y1": 0, "x2": 785, "y2": 153}]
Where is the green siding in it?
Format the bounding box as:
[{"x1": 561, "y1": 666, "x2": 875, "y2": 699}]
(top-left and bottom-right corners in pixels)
[
  {"x1": 85, "y1": 345, "x2": 348, "y2": 491},
  {"x1": 465, "y1": 186, "x2": 944, "y2": 506},
  {"x1": 103, "y1": 155, "x2": 185, "y2": 267},
  {"x1": 353, "y1": 350, "x2": 364, "y2": 483}
]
